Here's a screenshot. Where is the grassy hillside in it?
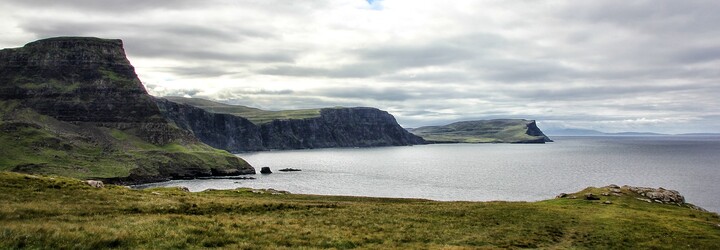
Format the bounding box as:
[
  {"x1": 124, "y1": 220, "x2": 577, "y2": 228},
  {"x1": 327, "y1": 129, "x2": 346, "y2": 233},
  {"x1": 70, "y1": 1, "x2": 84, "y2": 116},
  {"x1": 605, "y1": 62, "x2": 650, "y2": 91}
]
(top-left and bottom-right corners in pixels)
[
  {"x1": 1, "y1": 172, "x2": 718, "y2": 249},
  {"x1": 0, "y1": 100, "x2": 251, "y2": 181},
  {"x1": 164, "y1": 96, "x2": 321, "y2": 125},
  {"x1": 411, "y1": 119, "x2": 551, "y2": 143}
]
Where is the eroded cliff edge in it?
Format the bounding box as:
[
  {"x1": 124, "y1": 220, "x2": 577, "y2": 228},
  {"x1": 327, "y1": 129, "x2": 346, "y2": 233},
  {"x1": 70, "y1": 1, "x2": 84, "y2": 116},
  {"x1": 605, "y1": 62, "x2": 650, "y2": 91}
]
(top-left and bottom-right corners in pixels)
[
  {"x1": 0, "y1": 37, "x2": 255, "y2": 184},
  {"x1": 155, "y1": 97, "x2": 426, "y2": 152}
]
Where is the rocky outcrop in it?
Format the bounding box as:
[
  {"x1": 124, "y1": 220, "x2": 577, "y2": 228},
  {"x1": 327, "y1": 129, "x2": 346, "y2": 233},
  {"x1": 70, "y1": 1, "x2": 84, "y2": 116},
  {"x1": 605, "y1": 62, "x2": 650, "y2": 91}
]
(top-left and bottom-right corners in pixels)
[
  {"x1": 156, "y1": 98, "x2": 426, "y2": 152},
  {"x1": 0, "y1": 37, "x2": 254, "y2": 183},
  {"x1": 556, "y1": 185, "x2": 707, "y2": 211},
  {"x1": 623, "y1": 186, "x2": 685, "y2": 204}
]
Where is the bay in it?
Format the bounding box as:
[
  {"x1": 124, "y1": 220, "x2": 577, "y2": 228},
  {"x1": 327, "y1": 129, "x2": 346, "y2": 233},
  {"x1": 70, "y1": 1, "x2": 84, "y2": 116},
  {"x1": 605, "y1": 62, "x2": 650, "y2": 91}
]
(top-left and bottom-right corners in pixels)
[{"x1": 139, "y1": 136, "x2": 720, "y2": 213}]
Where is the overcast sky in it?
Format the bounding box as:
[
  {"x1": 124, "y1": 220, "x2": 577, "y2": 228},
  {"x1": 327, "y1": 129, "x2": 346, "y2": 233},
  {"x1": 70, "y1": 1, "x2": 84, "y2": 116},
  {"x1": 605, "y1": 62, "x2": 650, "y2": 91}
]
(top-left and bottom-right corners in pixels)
[{"x1": 2, "y1": 0, "x2": 719, "y2": 133}]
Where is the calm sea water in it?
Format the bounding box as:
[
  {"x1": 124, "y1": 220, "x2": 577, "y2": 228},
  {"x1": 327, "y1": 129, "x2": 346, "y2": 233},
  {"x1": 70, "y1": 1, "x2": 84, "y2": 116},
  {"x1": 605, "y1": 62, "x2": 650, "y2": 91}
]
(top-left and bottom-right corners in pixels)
[{"x1": 139, "y1": 136, "x2": 720, "y2": 213}]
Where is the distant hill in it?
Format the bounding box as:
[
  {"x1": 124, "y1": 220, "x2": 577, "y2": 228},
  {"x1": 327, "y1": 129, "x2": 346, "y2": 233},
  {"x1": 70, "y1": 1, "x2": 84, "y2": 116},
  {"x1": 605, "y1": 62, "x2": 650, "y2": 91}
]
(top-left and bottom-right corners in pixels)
[{"x1": 409, "y1": 119, "x2": 553, "y2": 143}]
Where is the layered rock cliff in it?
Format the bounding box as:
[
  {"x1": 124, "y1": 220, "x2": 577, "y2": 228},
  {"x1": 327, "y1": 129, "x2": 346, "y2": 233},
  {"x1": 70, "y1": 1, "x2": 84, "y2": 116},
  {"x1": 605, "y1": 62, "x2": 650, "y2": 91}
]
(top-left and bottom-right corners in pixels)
[
  {"x1": 156, "y1": 97, "x2": 426, "y2": 152},
  {"x1": 409, "y1": 119, "x2": 553, "y2": 143},
  {"x1": 0, "y1": 37, "x2": 254, "y2": 183}
]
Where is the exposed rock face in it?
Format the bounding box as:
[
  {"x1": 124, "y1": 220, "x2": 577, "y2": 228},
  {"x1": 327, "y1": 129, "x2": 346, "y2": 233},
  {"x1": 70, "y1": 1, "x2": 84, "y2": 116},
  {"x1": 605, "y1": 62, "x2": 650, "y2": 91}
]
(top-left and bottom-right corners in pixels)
[
  {"x1": 0, "y1": 37, "x2": 162, "y2": 124},
  {"x1": 260, "y1": 107, "x2": 426, "y2": 150},
  {"x1": 155, "y1": 98, "x2": 264, "y2": 152},
  {"x1": 156, "y1": 98, "x2": 426, "y2": 152},
  {"x1": 0, "y1": 37, "x2": 254, "y2": 183}
]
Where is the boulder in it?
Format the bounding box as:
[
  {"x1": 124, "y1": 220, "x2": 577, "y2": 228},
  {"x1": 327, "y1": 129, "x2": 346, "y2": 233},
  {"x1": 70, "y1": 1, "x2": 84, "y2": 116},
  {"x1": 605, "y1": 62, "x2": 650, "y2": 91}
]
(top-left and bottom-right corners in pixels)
[
  {"x1": 260, "y1": 167, "x2": 272, "y2": 174},
  {"x1": 584, "y1": 193, "x2": 600, "y2": 200},
  {"x1": 556, "y1": 193, "x2": 568, "y2": 198},
  {"x1": 84, "y1": 180, "x2": 104, "y2": 188}
]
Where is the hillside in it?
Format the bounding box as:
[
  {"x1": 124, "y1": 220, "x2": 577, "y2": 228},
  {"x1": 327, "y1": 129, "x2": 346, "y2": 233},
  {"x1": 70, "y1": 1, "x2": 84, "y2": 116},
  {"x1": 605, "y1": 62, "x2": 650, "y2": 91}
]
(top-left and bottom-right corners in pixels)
[
  {"x1": 1, "y1": 172, "x2": 718, "y2": 249},
  {"x1": 410, "y1": 119, "x2": 553, "y2": 143},
  {"x1": 156, "y1": 97, "x2": 426, "y2": 152},
  {"x1": 0, "y1": 37, "x2": 254, "y2": 183}
]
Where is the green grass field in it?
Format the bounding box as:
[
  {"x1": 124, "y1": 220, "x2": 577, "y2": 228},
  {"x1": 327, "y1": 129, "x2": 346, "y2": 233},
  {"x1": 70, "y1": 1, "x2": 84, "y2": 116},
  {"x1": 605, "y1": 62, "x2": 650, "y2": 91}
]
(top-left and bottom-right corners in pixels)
[
  {"x1": 1, "y1": 172, "x2": 718, "y2": 249},
  {"x1": 163, "y1": 96, "x2": 322, "y2": 125}
]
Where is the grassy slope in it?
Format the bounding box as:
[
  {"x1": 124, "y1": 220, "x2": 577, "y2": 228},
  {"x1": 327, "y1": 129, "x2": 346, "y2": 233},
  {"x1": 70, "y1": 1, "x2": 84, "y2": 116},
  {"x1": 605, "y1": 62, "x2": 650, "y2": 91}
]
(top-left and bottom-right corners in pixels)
[
  {"x1": 1, "y1": 172, "x2": 718, "y2": 249},
  {"x1": 411, "y1": 120, "x2": 545, "y2": 143},
  {"x1": 0, "y1": 100, "x2": 249, "y2": 180},
  {"x1": 164, "y1": 96, "x2": 322, "y2": 125}
]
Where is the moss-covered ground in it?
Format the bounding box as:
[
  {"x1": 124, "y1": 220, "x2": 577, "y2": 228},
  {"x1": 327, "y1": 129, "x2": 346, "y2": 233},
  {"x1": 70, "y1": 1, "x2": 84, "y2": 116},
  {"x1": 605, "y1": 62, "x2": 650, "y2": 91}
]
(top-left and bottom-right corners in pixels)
[{"x1": 1, "y1": 172, "x2": 718, "y2": 249}]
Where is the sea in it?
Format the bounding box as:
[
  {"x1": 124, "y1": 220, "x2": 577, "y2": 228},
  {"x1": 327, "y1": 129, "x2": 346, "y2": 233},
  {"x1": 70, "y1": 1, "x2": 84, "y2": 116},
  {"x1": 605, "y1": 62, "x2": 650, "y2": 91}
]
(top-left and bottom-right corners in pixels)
[{"x1": 138, "y1": 136, "x2": 720, "y2": 213}]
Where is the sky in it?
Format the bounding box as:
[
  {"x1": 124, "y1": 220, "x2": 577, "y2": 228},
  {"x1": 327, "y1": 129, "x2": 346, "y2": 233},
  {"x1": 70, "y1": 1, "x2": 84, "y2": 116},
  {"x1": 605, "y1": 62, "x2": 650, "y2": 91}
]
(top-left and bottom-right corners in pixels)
[{"x1": 1, "y1": 0, "x2": 719, "y2": 133}]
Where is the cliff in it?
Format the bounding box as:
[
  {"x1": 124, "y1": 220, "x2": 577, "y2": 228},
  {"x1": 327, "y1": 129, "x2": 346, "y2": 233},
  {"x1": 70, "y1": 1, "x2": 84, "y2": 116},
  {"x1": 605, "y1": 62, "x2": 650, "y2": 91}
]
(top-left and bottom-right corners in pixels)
[
  {"x1": 156, "y1": 97, "x2": 426, "y2": 152},
  {"x1": 409, "y1": 119, "x2": 553, "y2": 143},
  {"x1": 0, "y1": 37, "x2": 254, "y2": 183}
]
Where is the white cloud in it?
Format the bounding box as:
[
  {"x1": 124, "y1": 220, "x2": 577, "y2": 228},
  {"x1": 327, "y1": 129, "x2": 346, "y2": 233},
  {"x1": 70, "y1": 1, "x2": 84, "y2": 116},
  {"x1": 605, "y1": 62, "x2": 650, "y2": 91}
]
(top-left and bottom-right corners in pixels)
[{"x1": 1, "y1": 0, "x2": 719, "y2": 133}]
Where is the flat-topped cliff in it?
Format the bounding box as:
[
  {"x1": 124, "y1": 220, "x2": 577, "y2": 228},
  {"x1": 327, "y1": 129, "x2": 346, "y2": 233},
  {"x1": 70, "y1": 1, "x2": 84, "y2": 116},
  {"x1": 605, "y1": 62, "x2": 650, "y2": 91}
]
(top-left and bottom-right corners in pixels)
[
  {"x1": 156, "y1": 97, "x2": 426, "y2": 152},
  {"x1": 0, "y1": 37, "x2": 254, "y2": 183}
]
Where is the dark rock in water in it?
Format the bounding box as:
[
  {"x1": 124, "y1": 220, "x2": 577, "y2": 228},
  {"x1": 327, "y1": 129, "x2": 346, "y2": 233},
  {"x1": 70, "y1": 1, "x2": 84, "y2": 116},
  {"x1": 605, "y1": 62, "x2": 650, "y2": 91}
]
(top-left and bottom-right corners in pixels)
[
  {"x1": 278, "y1": 168, "x2": 301, "y2": 172},
  {"x1": 156, "y1": 97, "x2": 426, "y2": 152},
  {"x1": 260, "y1": 167, "x2": 272, "y2": 174},
  {"x1": 584, "y1": 193, "x2": 600, "y2": 200}
]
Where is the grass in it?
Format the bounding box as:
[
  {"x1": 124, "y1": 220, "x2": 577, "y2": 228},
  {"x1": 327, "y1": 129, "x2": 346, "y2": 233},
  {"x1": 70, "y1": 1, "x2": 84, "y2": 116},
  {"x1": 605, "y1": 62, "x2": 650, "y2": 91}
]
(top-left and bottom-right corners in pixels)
[
  {"x1": 164, "y1": 96, "x2": 322, "y2": 125},
  {"x1": 0, "y1": 172, "x2": 718, "y2": 249},
  {"x1": 0, "y1": 100, "x2": 251, "y2": 180}
]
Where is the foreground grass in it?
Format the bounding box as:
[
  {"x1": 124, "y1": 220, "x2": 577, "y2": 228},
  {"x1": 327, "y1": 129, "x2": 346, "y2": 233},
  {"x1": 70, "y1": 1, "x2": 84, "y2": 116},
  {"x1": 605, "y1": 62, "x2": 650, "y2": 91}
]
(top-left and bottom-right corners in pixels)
[{"x1": 1, "y1": 172, "x2": 719, "y2": 249}]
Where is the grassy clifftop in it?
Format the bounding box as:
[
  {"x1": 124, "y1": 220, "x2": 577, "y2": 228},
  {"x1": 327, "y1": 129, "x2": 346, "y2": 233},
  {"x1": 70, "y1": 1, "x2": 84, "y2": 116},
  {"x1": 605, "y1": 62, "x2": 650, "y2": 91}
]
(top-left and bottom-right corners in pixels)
[
  {"x1": 1, "y1": 172, "x2": 718, "y2": 249},
  {"x1": 164, "y1": 96, "x2": 321, "y2": 125}
]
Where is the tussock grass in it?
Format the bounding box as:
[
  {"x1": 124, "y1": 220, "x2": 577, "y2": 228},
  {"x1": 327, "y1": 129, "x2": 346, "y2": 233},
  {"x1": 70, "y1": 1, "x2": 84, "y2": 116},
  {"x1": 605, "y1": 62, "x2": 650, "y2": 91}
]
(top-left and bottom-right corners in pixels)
[{"x1": 1, "y1": 172, "x2": 719, "y2": 249}]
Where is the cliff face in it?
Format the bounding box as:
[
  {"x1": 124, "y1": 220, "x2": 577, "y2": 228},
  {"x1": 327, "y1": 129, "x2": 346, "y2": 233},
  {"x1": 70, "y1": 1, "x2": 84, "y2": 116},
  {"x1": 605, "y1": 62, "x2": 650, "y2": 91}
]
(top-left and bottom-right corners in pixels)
[
  {"x1": 410, "y1": 119, "x2": 553, "y2": 143},
  {"x1": 0, "y1": 37, "x2": 254, "y2": 183},
  {"x1": 156, "y1": 98, "x2": 426, "y2": 152},
  {"x1": 0, "y1": 37, "x2": 161, "y2": 124},
  {"x1": 260, "y1": 107, "x2": 426, "y2": 150},
  {"x1": 155, "y1": 98, "x2": 265, "y2": 152}
]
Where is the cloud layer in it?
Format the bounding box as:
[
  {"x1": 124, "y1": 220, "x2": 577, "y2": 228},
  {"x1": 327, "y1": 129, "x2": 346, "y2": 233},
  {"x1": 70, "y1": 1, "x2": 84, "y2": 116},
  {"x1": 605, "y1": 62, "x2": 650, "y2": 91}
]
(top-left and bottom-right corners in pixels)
[{"x1": 2, "y1": 0, "x2": 719, "y2": 133}]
